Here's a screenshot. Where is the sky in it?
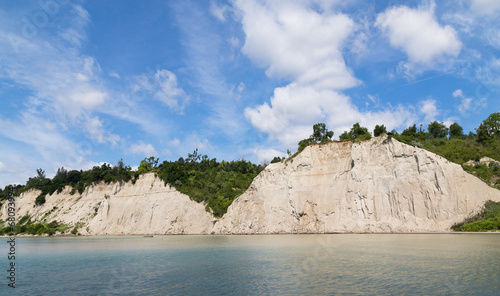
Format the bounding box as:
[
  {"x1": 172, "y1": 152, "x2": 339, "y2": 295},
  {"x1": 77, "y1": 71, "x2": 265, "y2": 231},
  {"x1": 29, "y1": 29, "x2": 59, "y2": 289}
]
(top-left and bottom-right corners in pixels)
[{"x1": 0, "y1": 0, "x2": 499, "y2": 187}]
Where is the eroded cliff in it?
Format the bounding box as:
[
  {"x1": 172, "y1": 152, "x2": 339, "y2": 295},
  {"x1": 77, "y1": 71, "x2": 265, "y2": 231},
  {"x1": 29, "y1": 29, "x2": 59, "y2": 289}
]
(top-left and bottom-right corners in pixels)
[
  {"x1": 1, "y1": 173, "x2": 214, "y2": 235},
  {"x1": 214, "y1": 136, "x2": 500, "y2": 233},
  {"x1": 2, "y1": 135, "x2": 499, "y2": 234}
]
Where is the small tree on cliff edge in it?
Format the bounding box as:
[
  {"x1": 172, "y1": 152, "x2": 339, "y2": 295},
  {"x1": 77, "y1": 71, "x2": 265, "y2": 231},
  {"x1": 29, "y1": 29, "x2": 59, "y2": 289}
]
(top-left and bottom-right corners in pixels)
[
  {"x1": 297, "y1": 123, "x2": 334, "y2": 153},
  {"x1": 339, "y1": 123, "x2": 372, "y2": 141},
  {"x1": 373, "y1": 124, "x2": 387, "y2": 137}
]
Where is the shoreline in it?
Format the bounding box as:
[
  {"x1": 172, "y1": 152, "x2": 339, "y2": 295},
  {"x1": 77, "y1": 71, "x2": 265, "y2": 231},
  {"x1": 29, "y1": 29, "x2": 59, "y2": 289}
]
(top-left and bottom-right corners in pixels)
[{"x1": 3, "y1": 231, "x2": 500, "y2": 238}]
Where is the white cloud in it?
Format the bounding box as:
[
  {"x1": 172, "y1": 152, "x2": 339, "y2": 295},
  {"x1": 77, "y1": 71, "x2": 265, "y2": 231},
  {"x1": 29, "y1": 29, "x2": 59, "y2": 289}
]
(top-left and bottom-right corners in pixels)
[
  {"x1": 169, "y1": 138, "x2": 181, "y2": 147},
  {"x1": 85, "y1": 117, "x2": 121, "y2": 146},
  {"x1": 235, "y1": 0, "x2": 358, "y2": 88},
  {"x1": 376, "y1": 2, "x2": 461, "y2": 68},
  {"x1": 245, "y1": 83, "x2": 415, "y2": 148},
  {"x1": 210, "y1": 1, "x2": 231, "y2": 22},
  {"x1": 109, "y1": 72, "x2": 120, "y2": 79},
  {"x1": 238, "y1": 0, "x2": 414, "y2": 150},
  {"x1": 132, "y1": 69, "x2": 189, "y2": 112},
  {"x1": 58, "y1": 5, "x2": 90, "y2": 47},
  {"x1": 129, "y1": 141, "x2": 158, "y2": 157},
  {"x1": 452, "y1": 89, "x2": 488, "y2": 114},
  {"x1": 458, "y1": 98, "x2": 473, "y2": 114},
  {"x1": 475, "y1": 58, "x2": 500, "y2": 89},
  {"x1": 419, "y1": 99, "x2": 439, "y2": 122},
  {"x1": 452, "y1": 89, "x2": 463, "y2": 98},
  {"x1": 253, "y1": 148, "x2": 285, "y2": 164},
  {"x1": 469, "y1": 0, "x2": 500, "y2": 16}
]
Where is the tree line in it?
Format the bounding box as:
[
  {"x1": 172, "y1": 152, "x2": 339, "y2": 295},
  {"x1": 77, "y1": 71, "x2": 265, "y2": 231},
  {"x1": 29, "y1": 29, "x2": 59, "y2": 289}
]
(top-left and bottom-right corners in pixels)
[
  {"x1": 0, "y1": 150, "x2": 265, "y2": 218},
  {"x1": 293, "y1": 112, "x2": 500, "y2": 153}
]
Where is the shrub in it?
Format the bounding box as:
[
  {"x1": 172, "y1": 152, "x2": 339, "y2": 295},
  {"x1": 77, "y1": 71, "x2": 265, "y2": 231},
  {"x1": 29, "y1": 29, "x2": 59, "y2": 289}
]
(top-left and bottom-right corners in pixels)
[
  {"x1": 489, "y1": 161, "x2": 500, "y2": 171},
  {"x1": 410, "y1": 140, "x2": 423, "y2": 148},
  {"x1": 35, "y1": 193, "x2": 46, "y2": 205},
  {"x1": 452, "y1": 200, "x2": 500, "y2": 231}
]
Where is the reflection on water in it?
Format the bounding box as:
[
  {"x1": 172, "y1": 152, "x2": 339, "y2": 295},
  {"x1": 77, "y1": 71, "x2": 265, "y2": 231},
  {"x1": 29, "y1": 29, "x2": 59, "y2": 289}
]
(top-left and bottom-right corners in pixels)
[{"x1": 2, "y1": 234, "x2": 499, "y2": 295}]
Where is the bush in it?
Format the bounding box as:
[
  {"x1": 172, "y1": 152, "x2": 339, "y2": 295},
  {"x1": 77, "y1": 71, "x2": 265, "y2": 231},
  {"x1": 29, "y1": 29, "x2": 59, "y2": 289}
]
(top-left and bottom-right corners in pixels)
[
  {"x1": 489, "y1": 162, "x2": 500, "y2": 171},
  {"x1": 35, "y1": 193, "x2": 46, "y2": 205},
  {"x1": 410, "y1": 140, "x2": 423, "y2": 148},
  {"x1": 452, "y1": 200, "x2": 500, "y2": 231}
]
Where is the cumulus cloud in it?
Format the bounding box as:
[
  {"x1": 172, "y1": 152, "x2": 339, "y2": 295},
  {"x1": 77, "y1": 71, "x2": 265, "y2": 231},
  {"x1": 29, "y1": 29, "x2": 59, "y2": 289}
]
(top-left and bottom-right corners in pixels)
[
  {"x1": 238, "y1": 0, "x2": 414, "y2": 150},
  {"x1": 376, "y1": 2, "x2": 461, "y2": 69},
  {"x1": 129, "y1": 141, "x2": 158, "y2": 157},
  {"x1": 236, "y1": 0, "x2": 358, "y2": 88}
]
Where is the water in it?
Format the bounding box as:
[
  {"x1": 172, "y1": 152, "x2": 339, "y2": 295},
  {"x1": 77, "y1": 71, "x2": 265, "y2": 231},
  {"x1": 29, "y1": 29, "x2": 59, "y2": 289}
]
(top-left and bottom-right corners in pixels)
[{"x1": 1, "y1": 234, "x2": 499, "y2": 295}]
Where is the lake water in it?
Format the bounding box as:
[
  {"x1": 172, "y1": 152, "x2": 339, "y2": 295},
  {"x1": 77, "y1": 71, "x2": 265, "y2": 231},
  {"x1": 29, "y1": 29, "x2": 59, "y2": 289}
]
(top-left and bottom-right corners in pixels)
[{"x1": 1, "y1": 234, "x2": 499, "y2": 295}]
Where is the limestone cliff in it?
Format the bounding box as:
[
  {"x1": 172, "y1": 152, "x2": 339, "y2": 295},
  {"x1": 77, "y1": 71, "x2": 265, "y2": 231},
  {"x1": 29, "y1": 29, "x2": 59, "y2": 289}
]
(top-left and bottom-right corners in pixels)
[{"x1": 2, "y1": 135, "x2": 500, "y2": 234}]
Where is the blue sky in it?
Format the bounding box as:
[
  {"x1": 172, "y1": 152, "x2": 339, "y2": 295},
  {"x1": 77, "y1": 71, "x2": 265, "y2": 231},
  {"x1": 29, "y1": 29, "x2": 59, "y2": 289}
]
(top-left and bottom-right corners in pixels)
[{"x1": 0, "y1": 0, "x2": 499, "y2": 187}]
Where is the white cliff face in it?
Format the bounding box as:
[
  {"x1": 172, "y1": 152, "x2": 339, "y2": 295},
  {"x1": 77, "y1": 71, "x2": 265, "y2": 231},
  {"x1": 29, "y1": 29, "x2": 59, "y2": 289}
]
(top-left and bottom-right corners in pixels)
[
  {"x1": 2, "y1": 136, "x2": 499, "y2": 234},
  {"x1": 1, "y1": 173, "x2": 214, "y2": 235},
  {"x1": 215, "y1": 136, "x2": 500, "y2": 233}
]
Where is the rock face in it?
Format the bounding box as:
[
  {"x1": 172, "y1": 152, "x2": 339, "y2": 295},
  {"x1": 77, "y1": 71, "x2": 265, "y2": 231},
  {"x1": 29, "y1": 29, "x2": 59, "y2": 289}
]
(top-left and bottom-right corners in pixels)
[
  {"x1": 2, "y1": 135, "x2": 500, "y2": 234},
  {"x1": 214, "y1": 136, "x2": 500, "y2": 233},
  {"x1": 1, "y1": 173, "x2": 214, "y2": 235}
]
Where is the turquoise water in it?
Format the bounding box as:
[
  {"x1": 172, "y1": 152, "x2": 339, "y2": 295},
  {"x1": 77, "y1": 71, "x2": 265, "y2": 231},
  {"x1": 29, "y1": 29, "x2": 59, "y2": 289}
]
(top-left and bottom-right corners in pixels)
[{"x1": 1, "y1": 234, "x2": 499, "y2": 295}]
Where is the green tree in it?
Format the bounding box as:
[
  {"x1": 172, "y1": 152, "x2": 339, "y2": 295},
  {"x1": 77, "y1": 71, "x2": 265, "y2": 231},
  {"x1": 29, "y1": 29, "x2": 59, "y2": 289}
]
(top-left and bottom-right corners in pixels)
[
  {"x1": 297, "y1": 123, "x2": 334, "y2": 153},
  {"x1": 340, "y1": 123, "x2": 372, "y2": 141},
  {"x1": 270, "y1": 156, "x2": 283, "y2": 164},
  {"x1": 373, "y1": 124, "x2": 387, "y2": 137},
  {"x1": 187, "y1": 149, "x2": 202, "y2": 164},
  {"x1": 449, "y1": 122, "x2": 464, "y2": 138},
  {"x1": 477, "y1": 112, "x2": 500, "y2": 143},
  {"x1": 339, "y1": 131, "x2": 350, "y2": 141},
  {"x1": 26, "y1": 168, "x2": 49, "y2": 188},
  {"x1": 402, "y1": 124, "x2": 417, "y2": 137},
  {"x1": 138, "y1": 156, "x2": 159, "y2": 174},
  {"x1": 310, "y1": 123, "x2": 334, "y2": 143},
  {"x1": 428, "y1": 121, "x2": 449, "y2": 138}
]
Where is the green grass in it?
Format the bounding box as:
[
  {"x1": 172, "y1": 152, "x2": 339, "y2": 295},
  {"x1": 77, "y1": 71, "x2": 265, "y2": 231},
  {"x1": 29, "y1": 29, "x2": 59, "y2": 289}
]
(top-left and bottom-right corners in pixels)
[{"x1": 451, "y1": 201, "x2": 500, "y2": 232}]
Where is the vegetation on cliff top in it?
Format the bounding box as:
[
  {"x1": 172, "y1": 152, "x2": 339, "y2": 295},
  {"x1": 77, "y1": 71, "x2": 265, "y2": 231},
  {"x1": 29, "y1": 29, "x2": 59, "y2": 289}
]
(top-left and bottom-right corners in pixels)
[{"x1": 0, "y1": 151, "x2": 264, "y2": 219}]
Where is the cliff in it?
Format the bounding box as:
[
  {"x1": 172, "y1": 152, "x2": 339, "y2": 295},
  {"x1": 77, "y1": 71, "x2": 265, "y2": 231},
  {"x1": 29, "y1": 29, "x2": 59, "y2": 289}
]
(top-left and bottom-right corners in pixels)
[
  {"x1": 215, "y1": 136, "x2": 500, "y2": 233},
  {"x1": 1, "y1": 173, "x2": 214, "y2": 235},
  {"x1": 2, "y1": 135, "x2": 500, "y2": 234}
]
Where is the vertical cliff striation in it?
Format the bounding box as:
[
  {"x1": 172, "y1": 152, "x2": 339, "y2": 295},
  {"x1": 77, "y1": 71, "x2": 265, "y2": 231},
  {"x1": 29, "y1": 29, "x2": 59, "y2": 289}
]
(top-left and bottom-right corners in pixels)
[
  {"x1": 1, "y1": 173, "x2": 214, "y2": 235},
  {"x1": 214, "y1": 135, "x2": 500, "y2": 233}
]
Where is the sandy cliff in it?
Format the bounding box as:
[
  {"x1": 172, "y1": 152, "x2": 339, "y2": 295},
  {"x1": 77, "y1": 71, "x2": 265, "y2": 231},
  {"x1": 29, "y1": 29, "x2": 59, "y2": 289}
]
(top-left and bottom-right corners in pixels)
[
  {"x1": 1, "y1": 173, "x2": 214, "y2": 235},
  {"x1": 2, "y1": 135, "x2": 499, "y2": 234},
  {"x1": 214, "y1": 136, "x2": 500, "y2": 233}
]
